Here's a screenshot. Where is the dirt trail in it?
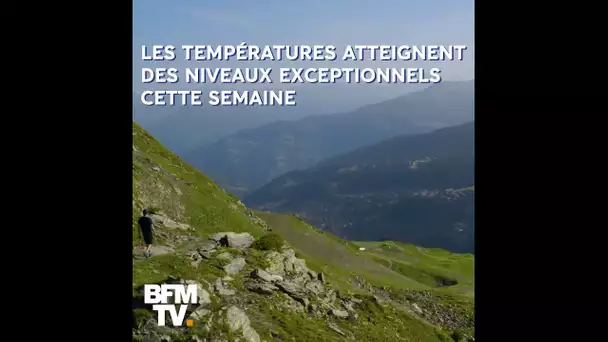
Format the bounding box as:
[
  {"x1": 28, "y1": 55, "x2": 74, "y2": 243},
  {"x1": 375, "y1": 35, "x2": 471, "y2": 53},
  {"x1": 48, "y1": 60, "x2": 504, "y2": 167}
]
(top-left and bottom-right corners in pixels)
[{"x1": 132, "y1": 245, "x2": 175, "y2": 263}]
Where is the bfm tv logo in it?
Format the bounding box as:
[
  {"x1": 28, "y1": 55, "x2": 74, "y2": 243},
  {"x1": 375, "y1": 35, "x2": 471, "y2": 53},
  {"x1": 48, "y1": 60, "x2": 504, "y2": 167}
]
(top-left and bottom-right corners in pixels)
[{"x1": 144, "y1": 284, "x2": 198, "y2": 327}]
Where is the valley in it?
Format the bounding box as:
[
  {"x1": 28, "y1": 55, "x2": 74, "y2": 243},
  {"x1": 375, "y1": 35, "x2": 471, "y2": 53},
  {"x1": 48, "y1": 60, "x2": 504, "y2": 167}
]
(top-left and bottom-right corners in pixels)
[
  {"x1": 132, "y1": 122, "x2": 475, "y2": 341},
  {"x1": 245, "y1": 122, "x2": 475, "y2": 253}
]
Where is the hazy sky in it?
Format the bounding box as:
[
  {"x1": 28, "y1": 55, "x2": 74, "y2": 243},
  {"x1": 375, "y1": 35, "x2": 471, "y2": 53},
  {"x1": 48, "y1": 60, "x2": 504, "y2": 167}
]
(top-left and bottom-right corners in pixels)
[{"x1": 133, "y1": 0, "x2": 474, "y2": 109}]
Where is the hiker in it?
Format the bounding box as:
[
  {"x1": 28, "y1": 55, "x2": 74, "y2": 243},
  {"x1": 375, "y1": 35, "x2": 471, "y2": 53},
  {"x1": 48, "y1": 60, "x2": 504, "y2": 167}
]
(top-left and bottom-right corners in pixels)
[{"x1": 138, "y1": 208, "x2": 155, "y2": 258}]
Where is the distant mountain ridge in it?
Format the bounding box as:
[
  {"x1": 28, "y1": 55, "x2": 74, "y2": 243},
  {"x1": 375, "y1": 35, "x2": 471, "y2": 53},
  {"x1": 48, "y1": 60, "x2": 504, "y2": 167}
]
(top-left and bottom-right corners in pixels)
[
  {"x1": 133, "y1": 83, "x2": 429, "y2": 156},
  {"x1": 244, "y1": 122, "x2": 475, "y2": 253},
  {"x1": 185, "y1": 80, "x2": 474, "y2": 196}
]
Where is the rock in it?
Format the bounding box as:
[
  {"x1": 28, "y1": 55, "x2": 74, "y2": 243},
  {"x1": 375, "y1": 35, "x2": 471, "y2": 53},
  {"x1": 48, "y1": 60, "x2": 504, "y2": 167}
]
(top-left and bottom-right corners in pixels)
[
  {"x1": 328, "y1": 322, "x2": 347, "y2": 336},
  {"x1": 284, "y1": 251, "x2": 309, "y2": 275},
  {"x1": 200, "y1": 250, "x2": 215, "y2": 259},
  {"x1": 225, "y1": 306, "x2": 261, "y2": 342},
  {"x1": 139, "y1": 317, "x2": 178, "y2": 339},
  {"x1": 341, "y1": 300, "x2": 356, "y2": 313},
  {"x1": 198, "y1": 241, "x2": 217, "y2": 252},
  {"x1": 210, "y1": 232, "x2": 255, "y2": 249},
  {"x1": 265, "y1": 251, "x2": 285, "y2": 274},
  {"x1": 224, "y1": 257, "x2": 246, "y2": 275},
  {"x1": 162, "y1": 279, "x2": 211, "y2": 308},
  {"x1": 245, "y1": 281, "x2": 278, "y2": 294},
  {"x1": 276, "y1": 281, "x2": 309, "y2": 306},
  {"x1": 308, "y1": 270, "x2": 318, "y2": 280},
  {"x1": 299, "y1": 297, "x2": 310, "y2": 307},
  {"x1": 318, "y1": 272, "x2": 326, "y2": 283},
  {"x1": 412, "y1": 303, "x2": 423, "y2": 314},
  {"x1": 189, "y1": 307, "x2": 211, "y2": 320},
  {"x1": 292, "y1": 274, "x2": 310, "y2": 285},
  {"x1": 222, "y1": 276, "x2": 234, "y2": 281},
  {"x1": 436, "y1": 277, "x2": 458, "y2": 287},
  {"x1": 331, "y1": 309, "x2": 350, "y2": 318},
  {"x1": 150, "y1": 214, "x2": 191, "y2": 230},
  {"x1": 276, "y1": 281, "x2": 307, "y2": 298},
  {"x1": 214, "y1": 278, "x2": 236, "y2": 296},
  {"x1": 186, "y1": 251, "x2": 203, "y2": 268},
  {"x1": 216, "y1": 252, "x2": 233, "y2": 261},
  {"x1": 322, "y1": 289, "x2": 337, "y2": 305},
  {"x1": 251, "y1": 269, "x2": 273, "y2": 283},
  {"x1": 283, "y1": 295, "x2": 306, "y2": 313},
  {"x1": 305, "y1": 281, "x2": 324, "y2": 295},
  {"x1": 269, "y1": 274, "x2": 284, "y2": 282}
]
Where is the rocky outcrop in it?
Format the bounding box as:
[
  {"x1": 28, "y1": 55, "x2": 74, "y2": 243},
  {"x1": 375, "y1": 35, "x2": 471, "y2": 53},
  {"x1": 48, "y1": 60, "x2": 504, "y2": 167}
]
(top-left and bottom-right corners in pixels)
[
  {"x1": 238, "y1": 248, "x2": 363, "y2": 319},
  {"x1": 134, "y1": 229, "x2": 468, "y2": 341},
  {"x1": 318, "y1": 272, "x2": 326, "y2": 283},
  {"x1": 182, "y1": 240, "x2": 218, "y2": 267},
  {"x1": 224, "y1": 306, "x2": 261, "y2": 342},
  {"x1": 210, "y1": 232, "x2": 255, "y2": 249},
  {"x1": 162, "y1": 278, "x2": 211, "y2": 309},
  {"x1": 397, "y1": 290, "x2": 475, "y2": 331},
  {"x1": 189, "y1": 307, "x2": 211, "y2": 321},
  {"x1": 224, "y1": 257, "x2": 246, "y2": 275},
  {"x1": 133, "y1": 278, "x2": 213, "y2": 341},
  {"x1": 283, "y1": 249, "x2": 309, "y2": 274},
  {"x1": 250, "y1": 269, "x2": 274, "y2": 283},
  {"x1": 330, "y1": 309, "x2": 349, "y2": 318},
  {"x1": 245, "y1": 281, "x2": 279, "y2": 295},
  {"x1": 264, "y1": 251, "x2": 285, "y2": 274},
  {"x1": 245, "y1": 211, "x2": 272, "y2": 231},
  {"x1": 197, "y1": 241, "x2": 218, "y2": 259},
  {"x1": 214, "y1": 277, "x2": 236, "y2": 296},
  {"x1": 150, "y1": 214, "x2": 193, "y2": 231}
]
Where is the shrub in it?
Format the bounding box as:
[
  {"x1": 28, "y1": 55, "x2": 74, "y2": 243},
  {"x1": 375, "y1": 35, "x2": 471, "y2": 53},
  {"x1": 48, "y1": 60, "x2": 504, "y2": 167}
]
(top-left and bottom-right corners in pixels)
[
  {"x1": 451, "y1": 329, "x2": 466, "y2": 342},
  {"x1": 252, "y1": 233, "x2": 284, "y2": 251}
]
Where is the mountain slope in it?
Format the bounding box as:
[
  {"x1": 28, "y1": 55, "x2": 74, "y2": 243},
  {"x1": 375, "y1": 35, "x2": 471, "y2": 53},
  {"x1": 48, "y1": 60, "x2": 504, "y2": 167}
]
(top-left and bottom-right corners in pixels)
[
  {"x1": 138, "y1": 105, "x2": 311, "y2": 156},
  {"x1": 245, "y1": 122, "x2": 475, "y2": 253},
  {"x1": 184, "y1": 80, "x2": 474, "y2": 196},
  {"x1": 132, "y1": 122, "x2": 474, "y2": 341}
]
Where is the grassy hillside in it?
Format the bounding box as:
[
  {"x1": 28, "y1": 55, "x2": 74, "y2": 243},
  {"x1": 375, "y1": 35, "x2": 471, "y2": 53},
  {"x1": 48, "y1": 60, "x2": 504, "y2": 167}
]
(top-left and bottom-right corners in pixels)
[
  {"x1": 133, "y1": 121, "x2": 268, "y2": 245},
  {"x1": 258, "y1": 212, "x2": 474, "y2": 294},
  {"x1": 132, "y1": 122, "x2": 475, "y2": 341}
]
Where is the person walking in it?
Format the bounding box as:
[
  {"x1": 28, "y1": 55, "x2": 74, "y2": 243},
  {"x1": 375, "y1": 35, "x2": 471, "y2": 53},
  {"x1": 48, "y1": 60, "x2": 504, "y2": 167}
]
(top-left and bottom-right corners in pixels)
[{"x1": 138, "y1": 208, "x2": 155, "y2": 258}]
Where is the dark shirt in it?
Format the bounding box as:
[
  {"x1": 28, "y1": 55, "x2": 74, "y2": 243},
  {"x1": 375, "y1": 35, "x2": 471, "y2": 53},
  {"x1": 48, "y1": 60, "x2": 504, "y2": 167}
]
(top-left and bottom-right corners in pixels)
[{"x1": 138, "y1": 216, "x2": 154, "y2": 233}]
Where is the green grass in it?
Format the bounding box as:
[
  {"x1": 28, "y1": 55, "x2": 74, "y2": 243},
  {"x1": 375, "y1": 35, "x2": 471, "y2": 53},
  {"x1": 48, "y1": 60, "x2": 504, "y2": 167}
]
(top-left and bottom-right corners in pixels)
[
  {"x1": 353, "y1": 241, "x2": 474, "y2": 296},
  {"x1": 133, "y1": 122, "x2": 267, "y2": 240},
  {"x1": 133, "y1": 253, "x2": 224, "y2": 291},
  {"x1": 132, "y1": 122, "x2": 475, "y2": 341},
  {"x1": 256, "y1": 212, "x2": 432, "y2": 292},
  {"x1": 245, "y1": 292, "x2": 448, "y2": 342}
]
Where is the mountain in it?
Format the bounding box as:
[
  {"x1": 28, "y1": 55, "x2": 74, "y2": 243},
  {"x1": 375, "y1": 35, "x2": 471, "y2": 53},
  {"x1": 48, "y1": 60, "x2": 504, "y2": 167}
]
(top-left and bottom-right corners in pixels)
[
  {"x1": 132, "y1": 122, "x2": 475, "y2": 341},
  {"x1": 244, "y1": 122, "x2": 475, "y2": 254},
  {"x1": 134, "y1": 83, "x2": 428, "y2": 156},
  {"x1": 137, "y1": 105, "x2": 309, "y2": 156},
  {"x1": 184, "y1": 80, "x2": 474, "y2": 197}
]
